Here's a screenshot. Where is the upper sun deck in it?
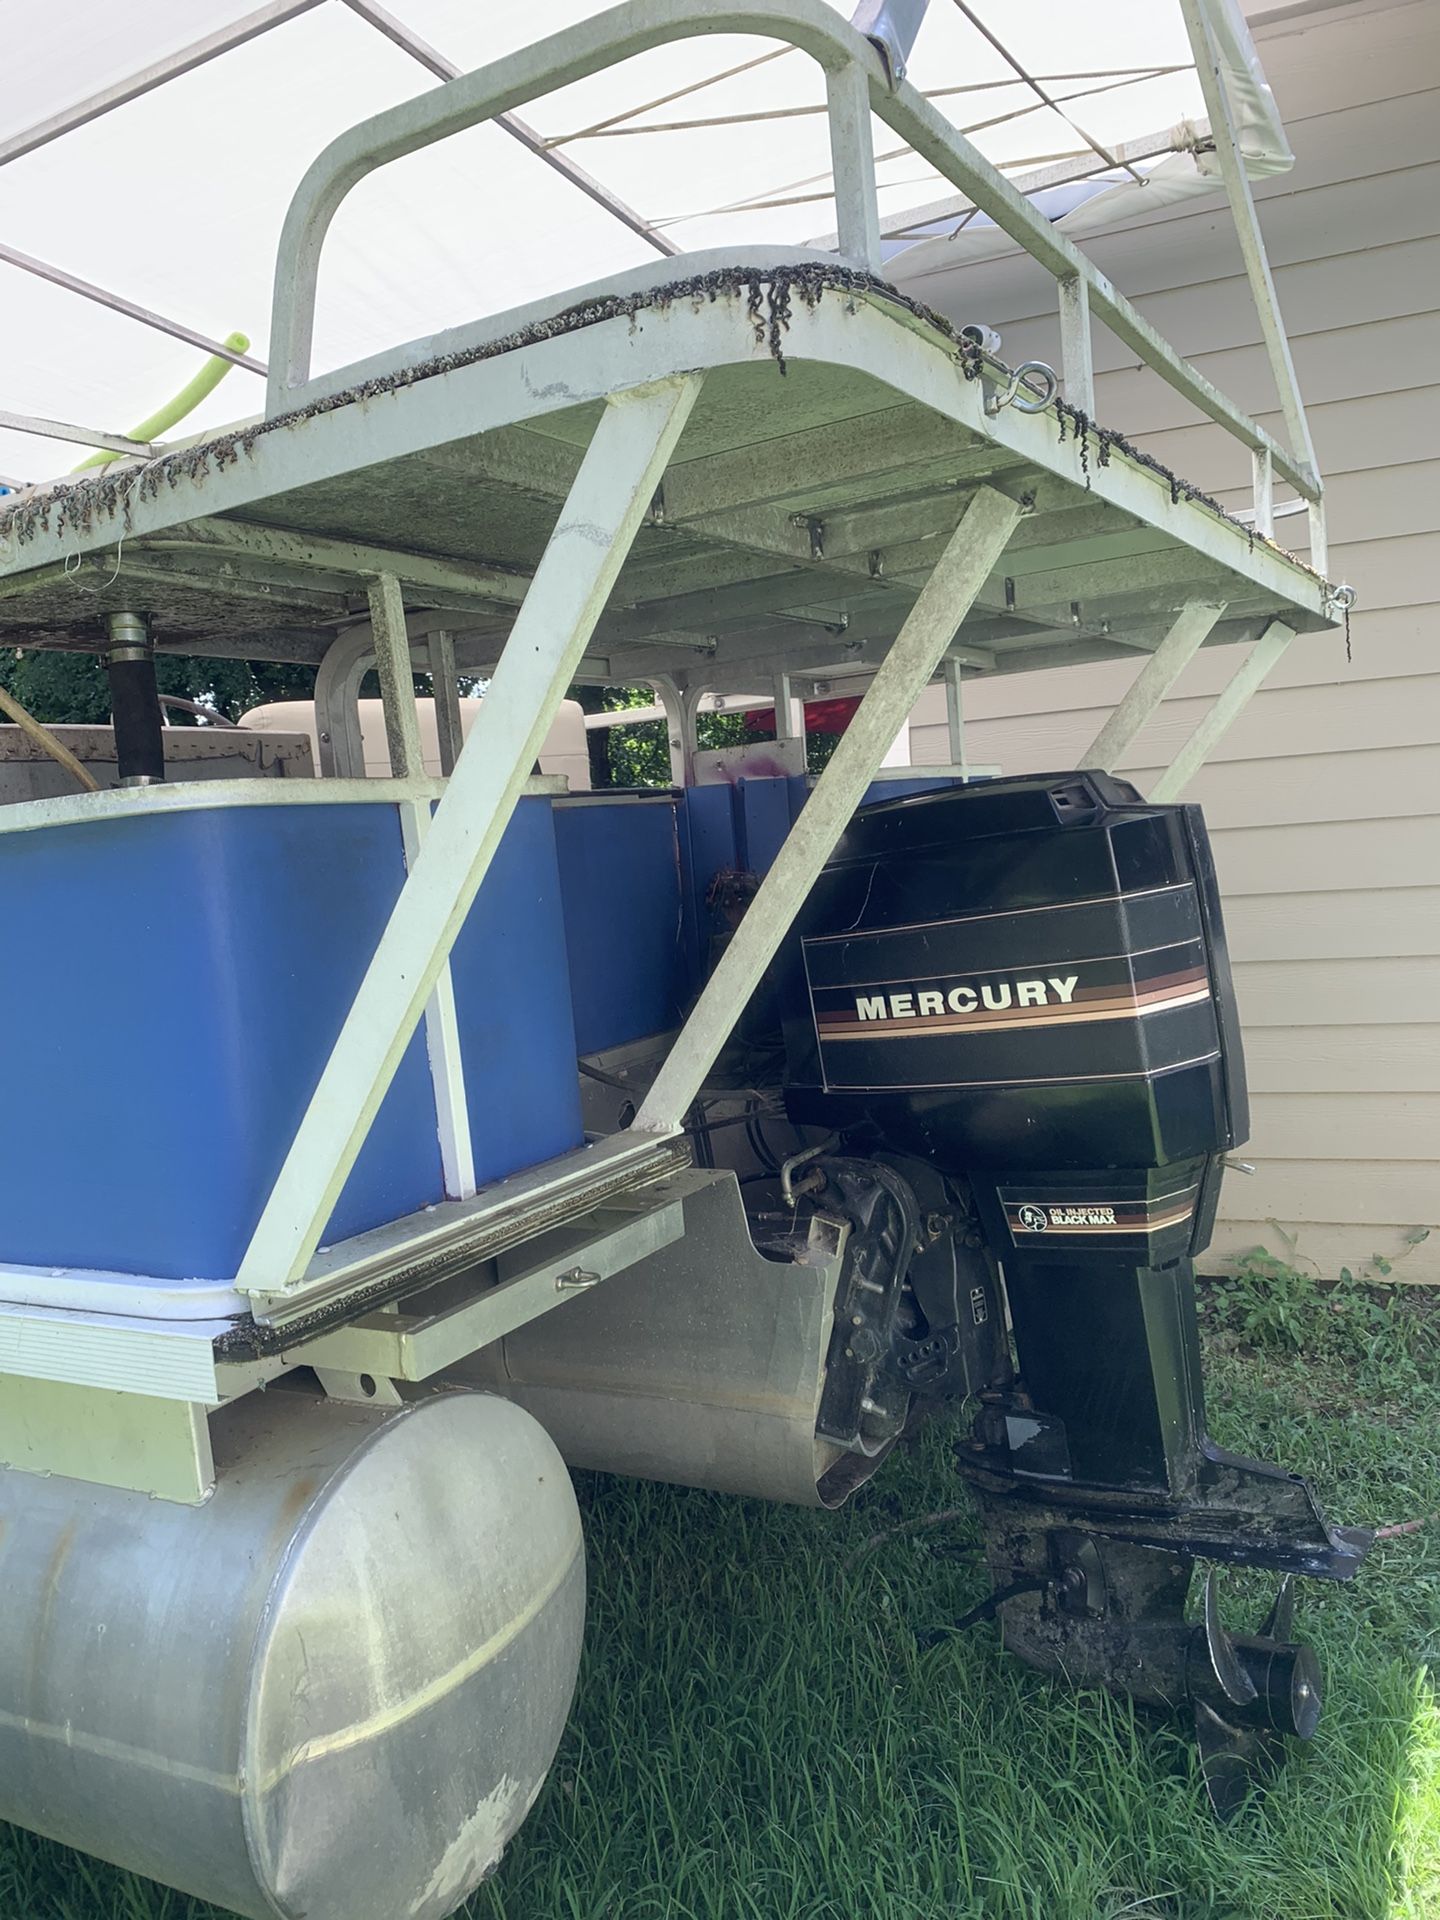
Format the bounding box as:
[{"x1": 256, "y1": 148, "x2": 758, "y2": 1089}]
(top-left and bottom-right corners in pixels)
[{"x1": 0, "y1": 0, "x2": 1349, "y2": 696}]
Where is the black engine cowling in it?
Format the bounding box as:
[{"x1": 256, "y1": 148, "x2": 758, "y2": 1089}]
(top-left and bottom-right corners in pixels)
[{"x1": 781, "y1": 769, "x2": 1243, "y2": 1250}]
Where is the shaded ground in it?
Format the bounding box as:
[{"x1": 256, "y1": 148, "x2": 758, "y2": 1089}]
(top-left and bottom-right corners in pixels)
[{"x1": 3, "y1": 1283, "x2": 1436, "y2": 1920}]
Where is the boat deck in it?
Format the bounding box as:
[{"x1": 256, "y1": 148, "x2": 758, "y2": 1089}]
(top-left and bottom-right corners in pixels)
[{"x1": 0, "y1": 261, "x2": 1340, "y2": 690}]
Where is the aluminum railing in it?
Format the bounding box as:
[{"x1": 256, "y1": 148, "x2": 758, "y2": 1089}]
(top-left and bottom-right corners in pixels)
[{"x1": 266, "y1": 0, "x2": 1324, "y2": 567}]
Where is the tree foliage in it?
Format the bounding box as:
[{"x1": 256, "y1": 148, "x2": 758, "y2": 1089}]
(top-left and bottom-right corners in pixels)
[
  {"x1": 0, "y1": 648, "x2": 317, "y2": 726},
  {"x1": 568, "y1": 684, "x2": 840, "y2": 788}
]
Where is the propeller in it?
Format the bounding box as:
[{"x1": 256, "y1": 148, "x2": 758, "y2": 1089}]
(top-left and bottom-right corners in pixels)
[
  {"x1": 1190, "y1": 1571, "x2": 1323, "y2": 1820},
  {"x1": 1260, "y1": 1573, "x2": 1298, "y2": 1641}
]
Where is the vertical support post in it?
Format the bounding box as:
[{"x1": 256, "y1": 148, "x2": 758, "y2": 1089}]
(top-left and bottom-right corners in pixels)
[
  {"x1": 236, "y1": 374, "x2": 702, "y2": 1293},
  {"x1": 105, "y1": 610, "x2": 165, "y2": 786},
  {"x1": 1057, "y1": 273, "x2": 1095, "y2": 418},
  {"x1": 652, "y1": 676, "x2": 692, "y2": 786},
  {"x1": 370, "y1": 573, "x2": 475, "y2": 1198},
  {"x1": 428, "y1": 628, "x2": 465, "y2": 775},
  {"x1": 943, "y1": 655, "x2": 969, "y2": 777},
  {"x1": 826, "y1": 61, "x2": 883, "y2": 273},
  {"x1": 1307, "y1": 497, "x2": 1328, "y2": 579},
  {"x1": 683, "y1": 685, "x2": 711, "y2": 778},
  {"x1": 1082, "y1": 601, "x2": 1226, "y2": 773},
  {"x1": 634, "y1": 485, "x2": 1021, "y2": 1134},
  {"x1": 774, "y1": 671, "x2": 804, "y2": 742},
  {"x1": 368, "y1": 573, "x2": 424, "y2": 779},
  {"x1": 1251, "y1": 448, "x2": 1274, "y2": 540},
  {"x1": 1149, "y1": 619, "x2": 1293, "y2": 802}
]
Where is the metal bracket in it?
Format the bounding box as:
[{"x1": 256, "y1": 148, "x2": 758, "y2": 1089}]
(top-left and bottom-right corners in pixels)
[
  {"x1": 0, "y1": 1374, "x2": 214, "y2": 1504},
  {"x1": 850, "y1": 0, "x2": 930, "y2": 85},
  {"x1": 314, "y1": 1366, "x2": 404, "y2": 1406},
  {"x1": 293, "y1": 1192, "x2": 686, "y2": 1381}
]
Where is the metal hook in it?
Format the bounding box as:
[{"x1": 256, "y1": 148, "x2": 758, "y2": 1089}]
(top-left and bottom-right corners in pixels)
[{"x1": 985, "y1": 361, "x2": 1059, "y2": 417}]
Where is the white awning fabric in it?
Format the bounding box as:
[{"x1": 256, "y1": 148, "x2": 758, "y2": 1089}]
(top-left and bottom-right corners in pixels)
[{"x1": 0, "y1": 0, "x2": 1288, "y2": 486}]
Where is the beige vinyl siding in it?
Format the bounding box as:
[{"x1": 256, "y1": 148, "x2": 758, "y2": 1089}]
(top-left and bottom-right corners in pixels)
[{"x1": 898, "y1": 0, "x2": 1440, "y2": 1282}]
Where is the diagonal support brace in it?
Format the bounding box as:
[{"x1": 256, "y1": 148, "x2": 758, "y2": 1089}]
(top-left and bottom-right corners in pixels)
[
  {"x1": 236, "y1": 375, "x2": 702, "y2": 1293},
  {"x1": 634, "y1": 484, "x2": 1022, "y2": 1133},
  {"x1": 1083, "y1": 601, "x2": 1226, "y2": 774},
  {"x1": 1149, "y1": 618, "x2": 1294, "y2": 802}
]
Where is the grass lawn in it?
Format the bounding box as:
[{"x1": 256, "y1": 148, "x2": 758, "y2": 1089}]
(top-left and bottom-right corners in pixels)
[{"x1": 3, "y1": 1279, "x2": 1436, "y2": 1920}]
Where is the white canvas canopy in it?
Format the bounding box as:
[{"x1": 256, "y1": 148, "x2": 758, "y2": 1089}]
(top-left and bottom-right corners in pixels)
[{"x1": 0, "y1": 0, "x2": 1290, "y2": 487}]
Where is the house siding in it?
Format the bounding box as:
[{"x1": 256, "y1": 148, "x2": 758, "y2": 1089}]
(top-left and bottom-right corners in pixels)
[{"x1": 896, "y1": 0, "x2": 1440, "y2": 1281}]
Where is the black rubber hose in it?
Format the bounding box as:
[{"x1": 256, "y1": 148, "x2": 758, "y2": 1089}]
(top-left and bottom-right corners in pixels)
[{"x1": 106, "y1": 618, "x2": 165, "y2": 785}]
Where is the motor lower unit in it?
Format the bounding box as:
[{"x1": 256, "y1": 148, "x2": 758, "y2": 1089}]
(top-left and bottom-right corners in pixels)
[{"x1": 773, "y1": 771, "x2": 1370, "y2": 1814}]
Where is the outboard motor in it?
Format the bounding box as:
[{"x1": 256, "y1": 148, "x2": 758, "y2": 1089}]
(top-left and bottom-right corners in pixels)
[{"x1": 776, "y1": 771, "x2": 1369, "y2": 1814}]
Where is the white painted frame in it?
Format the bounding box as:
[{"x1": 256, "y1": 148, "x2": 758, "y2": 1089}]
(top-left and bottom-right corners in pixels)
[{"x1": 235, "y1": 376, "x2": 702, "y2": 1293}]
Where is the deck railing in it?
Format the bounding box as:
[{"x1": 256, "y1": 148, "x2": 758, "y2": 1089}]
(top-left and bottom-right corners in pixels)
[{"x1": 267, "y1": 0, "x2": 1326, "y2": 570}]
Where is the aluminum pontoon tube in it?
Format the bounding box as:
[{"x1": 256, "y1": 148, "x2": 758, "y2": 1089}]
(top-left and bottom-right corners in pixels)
[
  {"x1": 454, "y1": 1168, "x2": 888, "y2": 1508},
  {"x1": 0, "y1": 1390, "x2": 585, "y2": 1920},
  {"x1": 105, "y1": 609, "x2": 165, "y2": 785}
]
